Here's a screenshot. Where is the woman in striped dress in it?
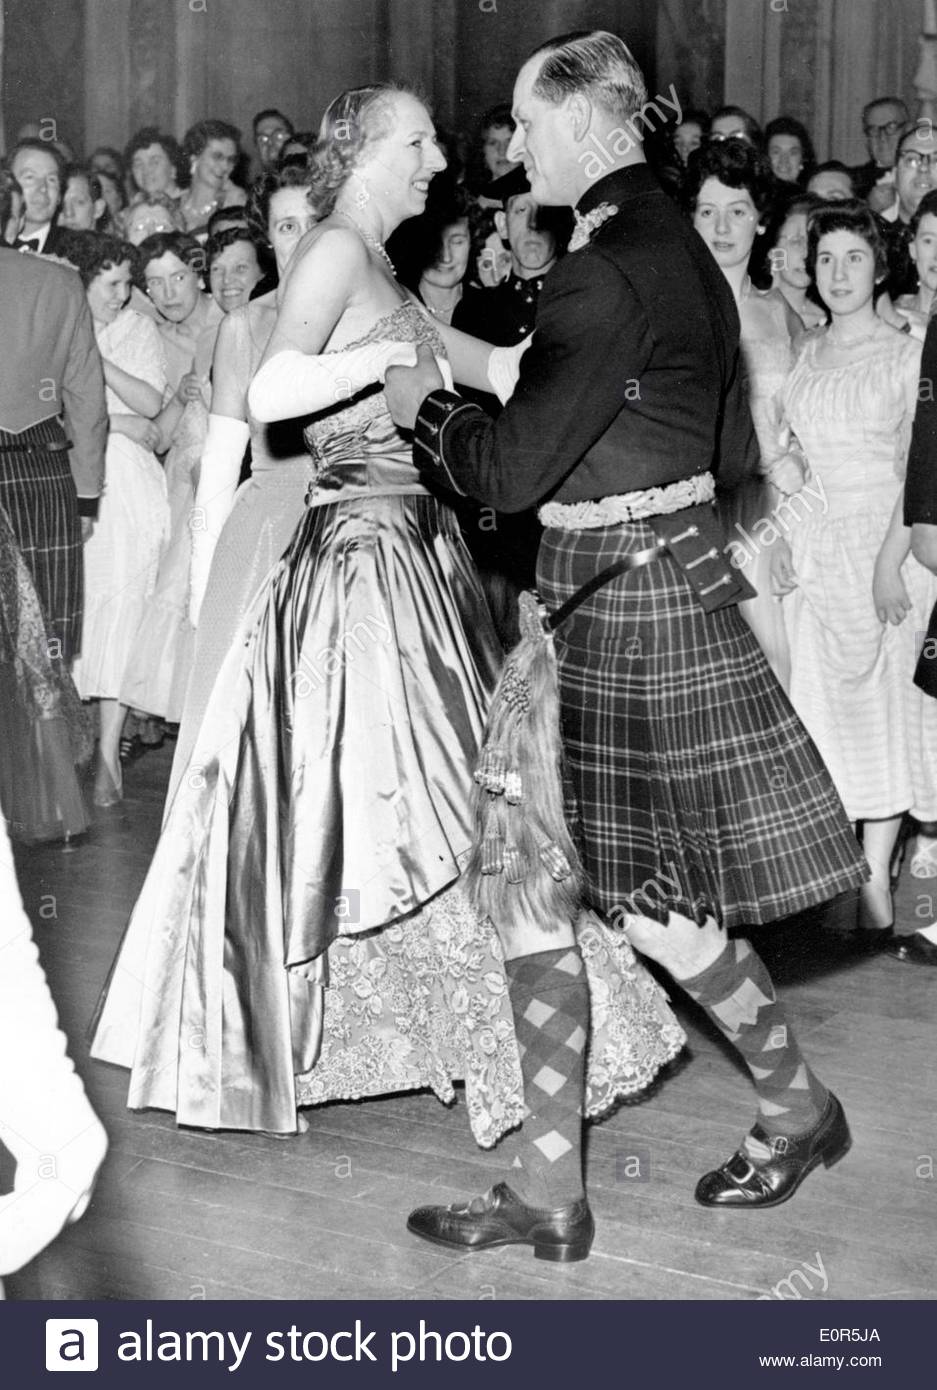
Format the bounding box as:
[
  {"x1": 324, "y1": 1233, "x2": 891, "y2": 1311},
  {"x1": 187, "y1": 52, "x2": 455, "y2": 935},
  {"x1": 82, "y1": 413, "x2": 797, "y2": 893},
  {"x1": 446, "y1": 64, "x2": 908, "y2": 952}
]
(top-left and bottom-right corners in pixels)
[{"x1": 777, "y1": 201, "x2": 937, "y2": 934}]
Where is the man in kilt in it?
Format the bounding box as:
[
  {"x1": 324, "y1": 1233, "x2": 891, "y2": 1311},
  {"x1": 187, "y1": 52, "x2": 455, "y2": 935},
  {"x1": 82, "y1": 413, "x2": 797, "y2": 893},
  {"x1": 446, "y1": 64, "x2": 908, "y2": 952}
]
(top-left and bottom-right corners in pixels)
[
  {"x1": 0, "y1": 167, "x2": 106, "y2": 666},
  {"x1": 386, "y1": 30, "x2": 868, "y2": 1262}
]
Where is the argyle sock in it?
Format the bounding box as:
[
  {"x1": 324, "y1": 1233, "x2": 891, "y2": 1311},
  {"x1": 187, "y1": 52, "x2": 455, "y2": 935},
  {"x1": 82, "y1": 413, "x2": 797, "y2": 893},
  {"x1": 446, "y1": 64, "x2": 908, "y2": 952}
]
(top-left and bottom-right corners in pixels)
[
  {"x1": 681, "y1": 938, "x2": 829, "y2": 1161},
  {"x1": 500, "y1": 945, "x2": 589, "y2": 1207}
]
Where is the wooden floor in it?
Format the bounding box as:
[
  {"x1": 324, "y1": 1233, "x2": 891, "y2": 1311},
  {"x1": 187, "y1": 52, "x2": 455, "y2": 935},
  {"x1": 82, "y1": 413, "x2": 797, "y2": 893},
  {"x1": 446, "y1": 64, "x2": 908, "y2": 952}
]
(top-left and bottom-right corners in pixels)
[{"x1": 6, "y1": 742, "x2": 937, "y2": 1302}]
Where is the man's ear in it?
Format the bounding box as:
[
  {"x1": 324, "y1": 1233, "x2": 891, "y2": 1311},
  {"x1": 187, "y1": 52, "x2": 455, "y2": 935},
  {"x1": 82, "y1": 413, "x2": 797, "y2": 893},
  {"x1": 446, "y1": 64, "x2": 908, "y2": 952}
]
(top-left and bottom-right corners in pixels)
[
  {"x1": 494, "y1": 209, "x2": 507, "y2": 242},
  {"x1": 567, "y1": 92, "x2": 592, "y2": 144}
]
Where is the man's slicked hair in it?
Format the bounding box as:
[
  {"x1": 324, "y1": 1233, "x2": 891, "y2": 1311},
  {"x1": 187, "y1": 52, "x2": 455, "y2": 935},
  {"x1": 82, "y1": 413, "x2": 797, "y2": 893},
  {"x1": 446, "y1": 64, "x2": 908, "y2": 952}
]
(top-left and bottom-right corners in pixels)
[{"x1": 527, "y1": 30, "x2": 648, "y2": 124}]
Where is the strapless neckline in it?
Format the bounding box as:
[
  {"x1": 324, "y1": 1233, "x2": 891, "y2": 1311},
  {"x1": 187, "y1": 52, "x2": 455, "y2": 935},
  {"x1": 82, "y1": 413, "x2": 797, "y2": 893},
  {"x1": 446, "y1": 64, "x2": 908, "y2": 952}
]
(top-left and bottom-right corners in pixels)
[{"x1": 325, "y1": 302, "x2": 440, "y2": 356}]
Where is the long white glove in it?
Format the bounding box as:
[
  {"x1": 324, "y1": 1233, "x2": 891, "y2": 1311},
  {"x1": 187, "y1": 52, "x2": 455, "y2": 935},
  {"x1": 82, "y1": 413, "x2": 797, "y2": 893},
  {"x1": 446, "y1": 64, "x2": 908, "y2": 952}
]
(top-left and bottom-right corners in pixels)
[
  {"x1": 188, "y1": 413, "x2": 251, "y2": 628},
  {"x1": 486, "y1": 334, "x2": 533, "y2": 405},
  {"x1": 0, "y1": 825, "x2": 107, "y2": 1277},
  {"x1": 248, "y1": 341, "x2": 422, "y2": 423}
]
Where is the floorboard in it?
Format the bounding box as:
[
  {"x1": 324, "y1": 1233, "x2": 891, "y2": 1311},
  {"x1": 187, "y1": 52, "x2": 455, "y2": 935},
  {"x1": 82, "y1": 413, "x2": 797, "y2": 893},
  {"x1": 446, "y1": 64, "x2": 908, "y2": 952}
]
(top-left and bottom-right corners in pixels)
[{"x1": 5, "y1": 742, "x2": 936, "y2": 1301}]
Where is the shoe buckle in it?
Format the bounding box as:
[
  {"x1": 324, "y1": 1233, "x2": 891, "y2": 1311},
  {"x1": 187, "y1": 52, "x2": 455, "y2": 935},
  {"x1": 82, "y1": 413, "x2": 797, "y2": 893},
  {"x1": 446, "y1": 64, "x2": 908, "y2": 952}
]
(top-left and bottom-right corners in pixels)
[
  {"x1": 730, "y1": 1155, "x2": 758, "y2": 1186},
  {"x1": 769, "y1": 1134, "x2": 791, "y2": 1157}
]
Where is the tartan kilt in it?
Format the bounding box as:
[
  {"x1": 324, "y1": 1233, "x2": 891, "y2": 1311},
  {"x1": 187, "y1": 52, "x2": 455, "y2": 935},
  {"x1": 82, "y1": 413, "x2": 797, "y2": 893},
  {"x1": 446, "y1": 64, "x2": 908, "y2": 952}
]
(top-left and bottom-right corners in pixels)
[
  {"x1": 537, "y1": 516, "x2": 868, "y2": 930},
  {"x1": 0, "y1": 419, "x2": 82, "y2": 663}
]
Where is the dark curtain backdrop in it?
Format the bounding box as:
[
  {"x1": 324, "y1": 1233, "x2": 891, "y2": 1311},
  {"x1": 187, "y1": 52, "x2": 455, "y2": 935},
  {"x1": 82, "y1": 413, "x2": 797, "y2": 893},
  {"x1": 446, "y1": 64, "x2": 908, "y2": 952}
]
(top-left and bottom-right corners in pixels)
[
  {"x1": 1, "y1": 0, "x2": 657, "y2": 157},
  {"x1": 2, "y1": 1, "x2": 926, "y2": 171}
]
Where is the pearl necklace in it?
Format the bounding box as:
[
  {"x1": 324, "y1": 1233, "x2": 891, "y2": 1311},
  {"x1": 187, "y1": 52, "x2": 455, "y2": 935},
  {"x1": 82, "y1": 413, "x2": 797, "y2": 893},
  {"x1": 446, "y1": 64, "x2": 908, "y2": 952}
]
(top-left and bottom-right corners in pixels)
[
  {"x1": 336, "y1": 210, "x2": 396, "y2": 275},
  {"x1": 182, "y1": 185, "x2": 221, "y2": 221}
]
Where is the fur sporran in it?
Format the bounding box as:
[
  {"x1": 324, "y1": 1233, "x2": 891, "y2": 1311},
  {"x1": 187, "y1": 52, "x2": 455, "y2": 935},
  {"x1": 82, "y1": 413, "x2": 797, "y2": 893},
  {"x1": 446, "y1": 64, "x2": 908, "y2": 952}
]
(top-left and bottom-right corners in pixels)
[{"x1": 464, "y1": 590, "x2": 583, "y2": 932}]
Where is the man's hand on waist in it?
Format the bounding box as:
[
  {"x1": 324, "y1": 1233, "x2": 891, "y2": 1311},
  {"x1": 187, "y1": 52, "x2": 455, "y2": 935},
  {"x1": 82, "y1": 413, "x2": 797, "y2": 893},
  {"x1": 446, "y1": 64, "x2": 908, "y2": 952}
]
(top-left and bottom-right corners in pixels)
[{"x1": 385, "y1": 342, "x2": 444, "y2": 431}]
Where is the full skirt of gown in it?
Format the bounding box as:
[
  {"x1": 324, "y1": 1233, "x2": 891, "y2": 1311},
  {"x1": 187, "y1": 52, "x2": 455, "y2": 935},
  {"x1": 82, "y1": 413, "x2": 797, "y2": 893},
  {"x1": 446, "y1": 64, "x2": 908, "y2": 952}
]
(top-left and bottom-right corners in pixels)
[
  {"x1": 91, "y1": 306, "x2": 686, "y2": 1140},
  {"x1": 92, "y1": 489, "x2": 685, "y2": 1138}
]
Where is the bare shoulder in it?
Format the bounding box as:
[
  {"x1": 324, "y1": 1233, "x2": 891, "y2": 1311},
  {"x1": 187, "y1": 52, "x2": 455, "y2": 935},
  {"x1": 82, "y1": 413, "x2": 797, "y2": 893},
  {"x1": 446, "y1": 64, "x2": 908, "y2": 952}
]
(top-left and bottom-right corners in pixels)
[
  {"x1": 245, "y1": 295, "x2": 277, "y2": 340},
  {"x1": 281, "y1": 222, "x2": 368, "y2": 292},
  {"x1": 215, "y1": 305, "x2": 248, "y2": 348}
]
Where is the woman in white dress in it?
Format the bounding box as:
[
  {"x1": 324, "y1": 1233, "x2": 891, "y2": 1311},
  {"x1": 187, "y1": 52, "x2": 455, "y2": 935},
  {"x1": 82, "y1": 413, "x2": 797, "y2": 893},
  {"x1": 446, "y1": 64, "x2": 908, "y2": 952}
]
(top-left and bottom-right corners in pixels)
[
  {"x1": 121, "y1": 231, "x2": 263, "y2": 727},
  {"x1": 776, "y1": 201, "x2": 937, "y2": 933},
  {"x1": 66, "y1": 232, "x2": 168, "y2": 806},
  {"x1": 689, "y1": 139, "x2": 803, "y2": 687}
]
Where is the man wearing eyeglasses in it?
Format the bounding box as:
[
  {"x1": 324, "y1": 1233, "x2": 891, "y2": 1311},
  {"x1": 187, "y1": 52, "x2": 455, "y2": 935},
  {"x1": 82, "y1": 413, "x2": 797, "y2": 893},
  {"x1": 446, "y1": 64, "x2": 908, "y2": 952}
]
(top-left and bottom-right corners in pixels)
[
  {"x1": 252, "y1": 108, "x2": 294, "y2": 176},
  {"x1": 880, "y1": 120, "x2": 937, "y2": 297},
  {"x1": 850, "y1": 96, "x2": 908, "y2": 203}
]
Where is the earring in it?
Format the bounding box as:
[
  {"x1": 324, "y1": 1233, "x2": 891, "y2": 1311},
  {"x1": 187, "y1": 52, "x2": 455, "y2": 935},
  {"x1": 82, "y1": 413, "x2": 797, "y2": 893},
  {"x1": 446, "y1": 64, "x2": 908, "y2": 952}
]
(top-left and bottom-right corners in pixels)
[{"x1": 351, "y1": 170, "x2": 371, "y2": 209}]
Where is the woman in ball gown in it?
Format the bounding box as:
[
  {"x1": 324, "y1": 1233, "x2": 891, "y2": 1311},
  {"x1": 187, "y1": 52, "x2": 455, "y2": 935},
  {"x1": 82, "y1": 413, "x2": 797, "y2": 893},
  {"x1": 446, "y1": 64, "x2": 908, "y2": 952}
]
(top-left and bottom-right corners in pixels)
[
  {"x1": 90, "y1": 86, "x2": 684, "y2": 1142},
  {"x1": 776, "y1": 201, "x2": 937, "y2": 933},
  {"x1": 168, "y1": 166, "x2": 319, "y2": 801},
  {"x1": 688, "y1": 139, "x2": 805, "y2": 689},
  {"x1": 65, "y1": 232, "x2": 169, "y2": 807}
]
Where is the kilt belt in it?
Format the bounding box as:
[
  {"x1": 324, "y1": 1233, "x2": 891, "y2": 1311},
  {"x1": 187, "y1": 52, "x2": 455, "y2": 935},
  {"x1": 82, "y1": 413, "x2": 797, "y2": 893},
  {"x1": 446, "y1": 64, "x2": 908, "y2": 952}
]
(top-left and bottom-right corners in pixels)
[
  {"x1": 0, "y1": 438, "x2": 71, "y2": 454},
  {"x1": 545, "y1": 499, "x2": 756, "y2": 627}
]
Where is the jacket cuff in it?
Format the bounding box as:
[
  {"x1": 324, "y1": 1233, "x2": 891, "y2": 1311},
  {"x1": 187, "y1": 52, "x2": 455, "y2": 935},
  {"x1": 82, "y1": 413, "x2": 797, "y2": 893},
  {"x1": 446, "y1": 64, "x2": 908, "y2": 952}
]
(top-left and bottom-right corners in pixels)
[
  {"x1": 77, "y1": 495, "x2": 100, "y2": 519},
  {"x1": 413, "y1": 390, "x2": 484, "y2": 496}
]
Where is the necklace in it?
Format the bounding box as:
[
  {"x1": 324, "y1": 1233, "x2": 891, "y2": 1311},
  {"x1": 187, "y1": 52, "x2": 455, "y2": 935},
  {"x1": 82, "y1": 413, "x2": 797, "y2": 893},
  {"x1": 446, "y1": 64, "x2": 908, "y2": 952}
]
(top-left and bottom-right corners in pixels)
[
  {"x1": 420, "y1": 283, "x2": 461, "y2": 323},
  {"x1": 336, "y1": 209, "x2": 396, "y2": 275},
  {"x1": 182, "y1": 185, "x2": 221, "y2": 220},
  {"x1": 422, "y1": 300, "x2": 456, "y2": 323}
]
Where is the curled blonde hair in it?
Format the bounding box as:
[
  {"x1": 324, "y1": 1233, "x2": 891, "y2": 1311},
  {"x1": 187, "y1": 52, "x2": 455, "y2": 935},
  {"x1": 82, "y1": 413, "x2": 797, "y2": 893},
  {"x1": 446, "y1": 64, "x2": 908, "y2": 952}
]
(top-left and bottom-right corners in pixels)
[{"x1": 308, "y1": 84, "x2": 412, "y2": 218}]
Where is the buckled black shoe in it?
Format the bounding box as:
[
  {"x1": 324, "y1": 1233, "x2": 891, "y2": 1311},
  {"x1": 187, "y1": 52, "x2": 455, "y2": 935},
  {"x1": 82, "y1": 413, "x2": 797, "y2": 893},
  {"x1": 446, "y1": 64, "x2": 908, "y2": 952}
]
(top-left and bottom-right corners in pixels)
[
  {"x1": 407, "y1": 1181, "x2": 594, "y2": 1262},
  {"x1": 695, "y1": 1092, "x2": 850, "y2": 1209}
]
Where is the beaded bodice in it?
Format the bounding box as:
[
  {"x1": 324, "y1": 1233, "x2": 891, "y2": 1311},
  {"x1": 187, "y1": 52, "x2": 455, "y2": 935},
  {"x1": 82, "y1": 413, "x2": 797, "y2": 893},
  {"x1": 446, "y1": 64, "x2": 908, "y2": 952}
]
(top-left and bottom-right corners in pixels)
[{"x1": 304, "y1": 303, "x2": 446, "y2": 503}]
